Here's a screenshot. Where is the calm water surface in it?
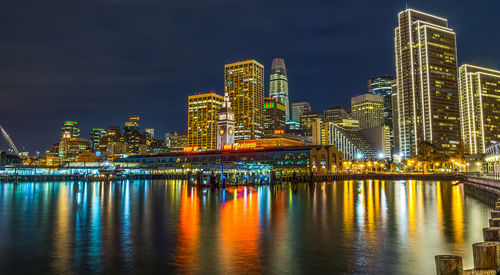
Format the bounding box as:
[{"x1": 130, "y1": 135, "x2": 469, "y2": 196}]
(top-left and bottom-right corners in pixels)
[{"x1": 0, "y1": 180, "x2": 492, "y2": 274}]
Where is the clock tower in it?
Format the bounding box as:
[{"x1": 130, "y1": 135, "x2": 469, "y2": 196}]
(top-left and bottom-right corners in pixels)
[{"x1": 217, "y1": 92, "x2": 235, "y2": 150}]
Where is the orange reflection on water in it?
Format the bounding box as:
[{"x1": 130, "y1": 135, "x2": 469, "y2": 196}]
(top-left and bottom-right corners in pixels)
[
  {"x1": 175, "y1": 185, "x2": 201, "y2": 273},
  {"x1": 219, "y1": 187, "x2": 261, "y2": 274},
  {"x1": 52, "y1": 184, "x2": 72, "y2": 273}
]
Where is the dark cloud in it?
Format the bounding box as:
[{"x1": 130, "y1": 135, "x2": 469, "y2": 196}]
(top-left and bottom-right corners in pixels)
[{"x1": 0, "y1": 0, "x2": 498, "y2": 152}]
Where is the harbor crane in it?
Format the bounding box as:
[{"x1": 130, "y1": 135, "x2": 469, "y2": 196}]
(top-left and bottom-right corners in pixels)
[{"x1": 0, "y1": 124, "x2": 20, "y2": 156}]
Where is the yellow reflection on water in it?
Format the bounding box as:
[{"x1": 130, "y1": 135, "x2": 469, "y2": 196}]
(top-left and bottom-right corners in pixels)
[
  {"x1": 451, "y1": 184, "x2": 464, "y2": 247},
  {"x1": 52, "y1": 183, "x2": 71, "y2": 273}
]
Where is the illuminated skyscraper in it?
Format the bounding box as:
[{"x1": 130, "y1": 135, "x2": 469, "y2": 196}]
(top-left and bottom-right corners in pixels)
[
  {"x1": 188, "y1": 92, "x2": 224, "y2": 151},
  {"x1": 263, "y1": 98, "x2": 286, "y2": 137},
  {"x1": 394, "y1": 9, "x2": 460, "y2": 157},
  {"x1": 124, "y1": 115, "x2": 140, "y2": 133},
  {"x1": 300, "y1": 111, "x2": 321, "y2": 137},
  {"x1": 61, "y1": 121, "x2": 80, "y2": 140},
  {"x1": 224, "y1": 60, "x2": 265, "y2": 141},
  {"x1": 351, "y1": 94, "x2": 384, "y2": 129},
  {"x1": 269, "y1": 58, "x2": 290, "y2": 120},
  {"x1": 291, "y1": 102, "x2": 311, "y2": 122},
  {"x1": 368, "y1": 75, "x2": 394, "y2": 128},
  {"x1": 89, "y1": 128, "x2": 107, "y2": 150},
  {"x1": 459, "y1": 64, "x2": 500, "y2": 154}
]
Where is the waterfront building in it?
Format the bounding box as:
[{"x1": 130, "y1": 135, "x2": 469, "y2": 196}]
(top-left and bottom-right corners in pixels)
[
  {"x1": 391, "y1": 79, "x2": 400, "y2": 154},
  {"x1": 89, "y1": 128, "x2": 107, "y2": 151},
  {"x1": 217, "y1": 92, "x2": 236, "y2": 150},
  {"x1": 224, "y1": 60, "x2": 265, "y2": 141},
  {"x1": 124, "y1": 115, "x2": 140, "y2": 133},
  {"x1": 368, "y1": 75, "x2": 394, "y2": 128},
  {"x1": 269, "y1": 58, "x2": 290, "y2": 120},
  {"x1": 323, "y1": 106, "x2": 349, "y2": 122},
  {"x1": 58, "y1": 138, "x2": 89, "y2": 161},
  {"x1": 485, "y1": 142, "x2": 500, "y2": 174},
  {"x1": 233, "y1": 137, "x2": 305, "y2": 150},
  {"x1": 76, "y1": 148, "x2": 97, "y2": 162},
  {"x1": 115, "y1": 145, "x2": 343, "y2": 175},
  {"x1": 300, "y1": 111, "x2": 321, "y2": 137},
  {"x1": 123, "y1": 130, "x2": 148, "y2": 155},
  {"x1": 145, "y1": 128, "x2": 155, "y2": 139},
  {"x1": 459, "y1": 65, "x2": 500, "y2": 154},
  {"x1": 291, "y1": 102, "x2": 311, "y2": 122},
  {"x1": 351, "y1": 94, "x2": 384, "y2": 129},
  {"x1": 263, "y1": 98, "x2": 286, "y2": 138},
  {"x1": 170, "y1": 133, "x2": 188, "y2": 152},
  {"x1": 61, "y1": 121, "x2": 80, "y2": 140},
  {"x1": 187, "y1": 92, "x2": 224, "y2": 151},
  {"x1": 313, "y1": 122, "x2": 377, "y2": 160},
  {"x1": 394, "y1": 9, "x2": 460, "y2": 157}
]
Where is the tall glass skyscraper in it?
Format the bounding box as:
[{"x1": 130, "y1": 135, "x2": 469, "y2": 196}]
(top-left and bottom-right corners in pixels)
[
  {"x1": 368, "y1": 75, "x2": 393, "y2": 128},
  {"x1": 394, "y1": 9, "x2": 460, "y2": 158},
  {"x1": 269, "y1": 58, "x2": 290, "y2": 121}
]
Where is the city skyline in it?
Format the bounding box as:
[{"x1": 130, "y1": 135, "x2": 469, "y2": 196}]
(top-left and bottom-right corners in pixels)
[{"x1": 0, "y1": 1, "x2": 499, "y2": 152}]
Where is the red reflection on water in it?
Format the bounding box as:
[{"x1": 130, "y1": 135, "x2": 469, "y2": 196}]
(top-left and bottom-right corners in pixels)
[{"x1": 218, "y1": 187, "x2": 262, "y2": 273}]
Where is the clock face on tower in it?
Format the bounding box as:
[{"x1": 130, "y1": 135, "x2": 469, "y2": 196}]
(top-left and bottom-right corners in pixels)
[
  {"x1": 229, "y1": 128, "x2": 233, "y2": 135},
  {"x1": 219, "y1": 129, "x2": 224, "y2": 135}
]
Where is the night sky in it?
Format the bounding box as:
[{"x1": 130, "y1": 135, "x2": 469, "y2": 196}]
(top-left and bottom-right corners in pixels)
[{"x1": 0, "y1": 0, "x2": 499, "y2": 153}]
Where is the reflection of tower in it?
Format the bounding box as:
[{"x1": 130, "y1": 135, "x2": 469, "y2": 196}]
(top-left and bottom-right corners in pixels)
[
  {"x1": 217, "y1": 92, "x2": 235, "y2": 150},
  {"x1": 269, "y1": 58, "x2": 290, "y2": 121}
]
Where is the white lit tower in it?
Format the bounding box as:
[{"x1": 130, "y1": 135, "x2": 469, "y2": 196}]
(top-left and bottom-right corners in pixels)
[
  {"x1": 217, "y1": 92, "x2": 235, "y2": 150},
  {"x1": 269, "y1": 58, "x2": 290, "y2": 121}
]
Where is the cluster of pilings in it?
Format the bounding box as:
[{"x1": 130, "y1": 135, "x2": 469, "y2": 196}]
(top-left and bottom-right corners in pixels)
[{"x1": 435, "y1": 197, "x2": 500, "y2": 274}]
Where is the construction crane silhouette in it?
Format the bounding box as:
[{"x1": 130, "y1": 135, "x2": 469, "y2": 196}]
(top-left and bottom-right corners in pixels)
[{"x1": 0, "y1": 124, "x2": 20, "y2": 156}]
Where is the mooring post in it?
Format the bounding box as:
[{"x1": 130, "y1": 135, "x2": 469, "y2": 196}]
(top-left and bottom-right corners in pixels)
[
  {"x1": 483, "y1": 227, "x2": 500, "y2": 242},
  {"x1": 472, "y1": 242, "x2": 500, "y2": 273},
  {"x1": 435, "y1": 255, "x2": 463, "y2": 275}
]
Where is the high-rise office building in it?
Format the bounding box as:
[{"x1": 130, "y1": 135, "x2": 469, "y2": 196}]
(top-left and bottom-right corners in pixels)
[
  {"x1": 300, "y1": 111, "x2": 321, "y2": 137},
  {"x1": 217, "y1": 92, "x2": 235, "y2": 150},
  {"x1": 187, "y1": 92, "x2": 224, "y2": 151},
  {"x1": 224, "y1": 60, "x2": 265, "y2": 141},
  {"x1": 269, "y1": 58, "x2": 290, "y2": 120},
  {"x1": 61, "y1": 121, "x2": 80, "y2": 140},
  {"x1": 89, "y1": 128, "x2": 107, "y2": 151},
  {"x1": 124, "y1": 115, "x2": 140, "y2": 133},
  {"x1": 368, "y1": 75, "x2": 394, "y2": 128},
  {"x1": 263, "y1": 98, "x2": 286, "y2": 137},
  {"x1": 291, "y1": 102, "x2": 311, "y2": 122},
  {"x1": 351, "y1": 94, "x2": 384, "y2": 129},
  {"x1": 169, "y1": 133, "x2": 188, "y2": 152},
  {"x1": 459, "y1": 64, "x2": 500, "y2": 154},
  {"x1": 394, "y1": 9, "x2": 460, "y2": 157},
  {"x1": 323, "y1": 106, "x2": 349, "y2": 122}
]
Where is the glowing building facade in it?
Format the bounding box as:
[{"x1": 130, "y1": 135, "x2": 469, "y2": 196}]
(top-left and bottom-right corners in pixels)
[
  {"x1": 224, "y1": 60, "x2": 265, "y2": 141},
  {"x1": 351, "y1": 94, "x2": 384, "y2": 129},
  {"x1": 217, "y1": 92, "x2": 235, "y2": 150},
  {"x1": 61, "y1": 121, "x2": 80, "y2": 140},
  {"x1": 394, "y1": 9, "x2": 460, "y2": 157},
  {"x1": 89, "y1": 128, "x2": 107, "y2": 151},
  {"x1": 263, "y1": 98, "x2": 286, "y2": 138},
  {"x1": 291, "y1": 102, "x2": 311, "y2": 122},
  {"x1": 368, "y1": 75, "x2": 394, "y2": 129},
  {"x1": 269, "y1": 58, "x2": 290, "y2": 120},
  {"x1": 188, "y1": 92, "x2": 224, "y2": 151},
  {"x1": 459, "y1": 65, "x2": 500, "y2": 154}
]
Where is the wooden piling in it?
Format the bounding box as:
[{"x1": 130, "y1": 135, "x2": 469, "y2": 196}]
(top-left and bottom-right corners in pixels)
[
  {"x1": 491, "y1": 211, "x2": 500, "y2": 218},
  {"x1": 489, "y1": 218, "x2": 500, "y2": 227},
  {"x1": 472, "y1": 242, "x2": 500, "y2": 273},
  {"x1": 435, "y1": 255, "x2": 463, "y2": 275},
  {"x1": 483, "y1": 227, "x2": 500, "y2": 242}
]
